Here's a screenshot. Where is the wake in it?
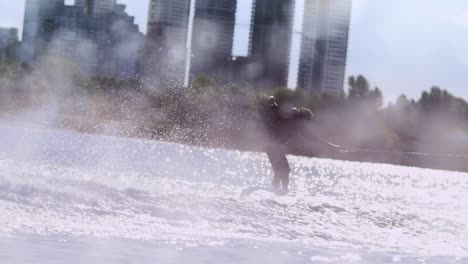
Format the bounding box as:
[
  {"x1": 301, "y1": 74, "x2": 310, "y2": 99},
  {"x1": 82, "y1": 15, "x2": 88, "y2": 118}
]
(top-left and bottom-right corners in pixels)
[{"x1": 1, "y1": 125, "x2": 468, "y2": 258}]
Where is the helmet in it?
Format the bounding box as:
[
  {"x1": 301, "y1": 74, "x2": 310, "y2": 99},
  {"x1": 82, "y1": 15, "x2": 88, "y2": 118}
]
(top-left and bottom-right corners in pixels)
[{"x1": 267, "y1": 95, "x2": 279, "y2": 109}]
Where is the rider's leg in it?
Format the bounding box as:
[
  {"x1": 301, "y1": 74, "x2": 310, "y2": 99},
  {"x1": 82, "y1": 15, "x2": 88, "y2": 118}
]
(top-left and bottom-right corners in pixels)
[{"x1": 267, "y1": 146, "x2": 291, "y2": 191}]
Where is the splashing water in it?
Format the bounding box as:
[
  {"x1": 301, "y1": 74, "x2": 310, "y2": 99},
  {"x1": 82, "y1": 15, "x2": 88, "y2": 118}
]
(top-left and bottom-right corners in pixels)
[{"x1": 0, "y1": 124, "x2": 467, "y2": 263}]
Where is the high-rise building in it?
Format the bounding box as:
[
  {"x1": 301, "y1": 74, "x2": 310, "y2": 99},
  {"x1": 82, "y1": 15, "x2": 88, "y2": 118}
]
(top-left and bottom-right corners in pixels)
[
  {"x1": 51, "y1": 3, "x2": 142, "y2": 78},
  {"x1": 244, "y1": 0, "x2": 295, "y2": 87},
  {"x1": 21, "y1": 0, "x2": 64, "y2": 62},
  {"x1": 147, "y1": 0, "x2": 190, "y2": 39},
  {"x1": 298, "y1": 0, "x2": 352, "y2": 93},
  {"x1": 0, "y1": 28, "x2": 19, "y2": 62},
  {"x1": 191, "y1": 0, "x2": 237, "y2": 76},
  {"x1": 20, "y1": 0, "x2": 143, "y2": 79},
  {"x1": 144, "y1": 0, "x2": 190, "y2": 86},
  {"x1": 75, "y1": 0, "x2": 116, "y2": 15},
  {"x1": 145, "y1": 0, "x2": 237, "y2": 86},
  {"x1": 221, "y1": 0, "x2": 295, "y2": 88},
  {"x1": 144, "y1": 0, "x2": 351, "y2": 91}
]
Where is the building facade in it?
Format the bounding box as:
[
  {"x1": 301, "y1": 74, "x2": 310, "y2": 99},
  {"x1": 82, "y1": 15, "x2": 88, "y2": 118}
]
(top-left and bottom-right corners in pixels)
[
  {"x1": 0, "y1": 28, "x2": 19, "y2": 62},
  {"x1": 144, "y1": 0, "x2": 190, "y2": 86},
  {"x1": 234, "y1": 0, "x2": 351, "y2": 92},
  {"x1": 144, "y1": 0, "x2": 351, "y2": 91},
  {"x1": 145, "y1": 0, "x2": 237, "y2": 86},
  {"x1": 20, "y1": 0, "x2": 143, "y2": 79},
  {"x1": 145, "y1": 0, "x2": 295, "y2": 88},
  {"x1": 21, "y1": 0, "x2": 63, "y2": 63},
  {"x1": 243, "y1": 0, "x2": 294, "y2": 88},
  {"x1": 75, "y1": 0, "x2": 117, "y2": 16},
  {"x1": 298, "y1": 0, "x2": 352, "y2": 93},
  {"x1": 191, "y1": 0, "x2": 237, "y2": 77}
]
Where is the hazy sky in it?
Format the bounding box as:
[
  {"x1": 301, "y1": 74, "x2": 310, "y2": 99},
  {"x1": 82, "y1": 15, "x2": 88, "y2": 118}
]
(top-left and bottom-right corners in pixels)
[{"x1": 1, "y1": 0, "x2": 467, "y2": 101}]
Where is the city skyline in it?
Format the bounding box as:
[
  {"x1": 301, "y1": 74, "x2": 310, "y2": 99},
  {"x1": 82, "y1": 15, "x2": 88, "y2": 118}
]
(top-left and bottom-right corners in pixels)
[{"x1": 1, "y1": 0, "x2": 468, "y2": 101}]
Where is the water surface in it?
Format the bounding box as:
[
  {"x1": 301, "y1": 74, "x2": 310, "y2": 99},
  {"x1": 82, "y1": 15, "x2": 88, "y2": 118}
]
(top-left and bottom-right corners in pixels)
[{"x1": 0, "y1": 125, "x2": 467, "y2": 263}]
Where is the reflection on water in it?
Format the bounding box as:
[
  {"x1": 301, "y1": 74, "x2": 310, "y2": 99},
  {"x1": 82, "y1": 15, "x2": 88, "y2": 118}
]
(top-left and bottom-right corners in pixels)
[
  {"x1": 0, "y1": 125, "x2": 467, "y2": 263},
  {"x1": 1, "y1": 235, "x2": 465, "y2": 264}
]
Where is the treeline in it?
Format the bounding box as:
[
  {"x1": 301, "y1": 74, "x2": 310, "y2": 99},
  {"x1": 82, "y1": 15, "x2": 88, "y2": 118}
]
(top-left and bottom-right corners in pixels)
[
  {"x1": 1, "y1": 60, "x2": 468, "y2": 161},
  {"x1": 268, "y1": 75, "x2": 468, "y2": 156}
]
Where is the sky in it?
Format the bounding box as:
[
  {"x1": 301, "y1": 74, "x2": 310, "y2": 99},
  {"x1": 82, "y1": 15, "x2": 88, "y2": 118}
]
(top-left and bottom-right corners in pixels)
[{"x1": 0, "y1": 0, "x2": 467, "y2": 101}]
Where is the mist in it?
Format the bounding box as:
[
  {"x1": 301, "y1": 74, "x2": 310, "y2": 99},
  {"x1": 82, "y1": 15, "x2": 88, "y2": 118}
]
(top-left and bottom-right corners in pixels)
[
  {"x1": 2, "y1": 1, "x2": 468, "y2": 263},
  {"x1": 0, "y1": 0, "x2": 465, "y2": 169}
]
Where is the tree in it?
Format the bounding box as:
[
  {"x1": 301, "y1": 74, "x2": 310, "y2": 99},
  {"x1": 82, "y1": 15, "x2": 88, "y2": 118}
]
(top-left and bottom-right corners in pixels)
[
  {"x1": 395, "y1": 95, "x2": 411, "y2": 109},
  {"x1": 417, "y1": 86, "x2": 468, "y2": 116},
  {"x1": 348, "y1": 75, "x2": 370, "y2": 100},
  {"x1": 348, "y1": 75, "x2": 383, "y2": 109},
  {"x1": 369, "y1": 86, "x2": 383, "y2": 109}
]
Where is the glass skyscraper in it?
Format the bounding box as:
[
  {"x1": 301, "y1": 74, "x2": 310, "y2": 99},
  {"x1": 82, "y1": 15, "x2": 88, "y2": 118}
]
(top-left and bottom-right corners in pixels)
[
  {"x1": 21, "y1": 0, "x2": 63, "y2": 62},
  {"x1": 145, "y1": 0, "x2": 351, "y2": 91},
  {"x1": 20, "y1": 0, "x2": 143, "y2": 79},
  {"x1": 298, "y1": 0, "x2": 352, "y2": 92},
  {"x1": 245, "y1": 0, "x2": 294, "y2": 87},
  {"x1": 75, "y1": 0, "x2": 117, "y2": 16},
  {"x1": 146, "y1": 0, "x2": 237, "y2": 85},
  {"x1": 145, "y1": 0, "x2": 191, "y2": 86}
]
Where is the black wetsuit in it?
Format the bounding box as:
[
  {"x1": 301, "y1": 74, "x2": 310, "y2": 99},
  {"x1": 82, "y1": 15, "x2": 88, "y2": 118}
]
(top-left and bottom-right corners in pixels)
[
  {"x1": 259, "y1": 98, "x2": 341, "y2": 192},
  {"x1": 261, "y1": 102, "x2": 307, "y2": 191}
]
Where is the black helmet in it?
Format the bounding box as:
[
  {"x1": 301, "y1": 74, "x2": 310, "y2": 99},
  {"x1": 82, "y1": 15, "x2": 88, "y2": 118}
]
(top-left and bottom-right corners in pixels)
[{"x1": 268, "y1": 95, "x2": 279, "y2": 109}]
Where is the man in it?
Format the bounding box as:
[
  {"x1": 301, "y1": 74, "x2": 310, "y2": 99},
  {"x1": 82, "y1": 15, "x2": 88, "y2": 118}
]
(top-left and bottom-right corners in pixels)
[{"x1": 260, "y1": 96, "x2": 341, "y2": 193}]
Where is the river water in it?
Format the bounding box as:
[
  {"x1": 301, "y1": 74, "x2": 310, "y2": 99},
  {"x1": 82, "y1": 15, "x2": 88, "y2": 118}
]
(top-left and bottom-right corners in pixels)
[{"x1": 0, "y1": 125, "x2": 467, "y2": 263}]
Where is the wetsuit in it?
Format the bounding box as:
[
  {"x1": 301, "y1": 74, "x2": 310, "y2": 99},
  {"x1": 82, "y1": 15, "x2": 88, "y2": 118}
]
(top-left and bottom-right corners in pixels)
[{"x1": 260, "y1": 99, "x2": 309, "y2": 191}]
